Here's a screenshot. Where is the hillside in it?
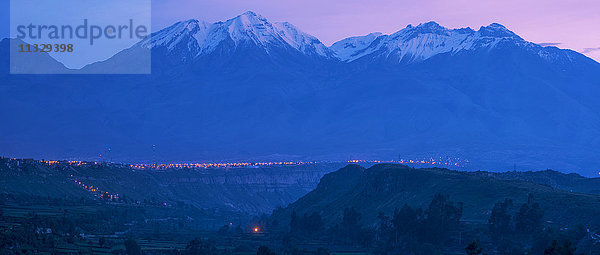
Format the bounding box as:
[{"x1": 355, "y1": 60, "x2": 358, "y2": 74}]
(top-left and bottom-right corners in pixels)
[
  {"x1": 272, "y1": 164, "x2": 600, "y2": 229},
  {"x1": 471, "y1": 170, "x2": 600, "y2": 195},
  {"x1": 0, "y1": 158, "x2": 345, "y2": 215}
]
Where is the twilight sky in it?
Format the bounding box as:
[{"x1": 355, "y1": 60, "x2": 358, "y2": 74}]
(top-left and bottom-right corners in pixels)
[
  {"x1": 2, "y1": 0, "x2": 599, "y2": 61},
  {"x1": 151, "y1": 0, "x2": 600, "y2": 62}
]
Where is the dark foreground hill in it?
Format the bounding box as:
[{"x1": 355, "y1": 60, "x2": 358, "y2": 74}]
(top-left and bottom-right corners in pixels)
[
  {"x1": 472, "y1": 169, "x2": 600, "y2": 195},
  {"x1": 272, "y1": 164, "x2": 600, "y2": 229}
]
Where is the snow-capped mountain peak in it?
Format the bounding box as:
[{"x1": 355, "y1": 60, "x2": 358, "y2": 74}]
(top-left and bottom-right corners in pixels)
[
  {"x1": 330, "y1": 32, "x2": 383, "y2": 61},
  {"x1": 272, "y1": 22, "x2": 335, "y2": 58},
  {"x1": 330, "y1": 22, "x2": 530, "y2": 62},
  {"x1": 412, "y1": 21, "x2": 448, "y2": 33},
  {"x1": 478, "y1": 23, "x2": 521, "y2": 39},
  {"x1": 140, "y1": 19, "x2": 210, "y2": 52},
  {"x1": 139, "y1": 14, "x2": 580, "y2": 65},
  {"x1": 139, "y1": 11, "x2": 335, "y2": 59},
  {"x1": 223, "y1": 11, "x2": 274, "y2": 46}
]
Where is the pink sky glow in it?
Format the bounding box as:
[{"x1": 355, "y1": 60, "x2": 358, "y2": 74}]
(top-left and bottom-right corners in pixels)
[{"x1": 152, "y1": 0, "x2": 600, "y2": 62}]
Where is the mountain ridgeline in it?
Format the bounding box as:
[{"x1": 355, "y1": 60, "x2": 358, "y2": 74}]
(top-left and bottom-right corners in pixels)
[
  {"x1": 271, "y1": 164, "x2": 600, "y2": 228},
  {"x1": 1, "y1": 11, "x2": 600, "y2": 174},
  {"x1": 269, "y1": 164, "x2": 600, "y2": 254}
]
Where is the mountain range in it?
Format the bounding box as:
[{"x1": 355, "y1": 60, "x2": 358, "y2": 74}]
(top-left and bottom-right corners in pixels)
[{"x1": 1, "y1": 11, "x2": 600, "y2": 175}]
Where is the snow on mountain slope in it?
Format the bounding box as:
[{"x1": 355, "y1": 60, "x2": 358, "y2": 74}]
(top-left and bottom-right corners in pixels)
[
  {"x1": 330, "y1": 21, "x2": 551, "y2": 63},
  {"x1": 272, "y1": 21, "x2": 336, "y2": 58},
  {"x1": 140, "y1": 11, "x2": 335, "y2": 58},
  {"x1": 329, "y1": 32, "x2": 382, "y2": 62},
  {"x1": 141, "y1": 19, "x2": 210, "y2": 52},
  {"x1": 139, "y1": 14, "x2": 591, "y2": 66}
]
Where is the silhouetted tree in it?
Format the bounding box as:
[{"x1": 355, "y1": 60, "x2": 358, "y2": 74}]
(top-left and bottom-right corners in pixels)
[
  {"x1": 391, "y1": 204, "x2": 422, "y2": 243},
  {"x1": 290, "y1": 211, "x2": 299, "y2": 233},
  {"x1": 305, "y1": 212, "x2": 324, "y2": 233},
  {"x1": 218, "y1": 224, "x2": 230, "y2": 235},
  {"x1": 342, "y1": 208, "x2": 361, "y2": 230},
  {"x1": 489, "y1": 198, "x2": 513, "y2": 240},
  {"x1": 544, "y1": 239, "x2": 576, "y2": 255},
  {"x1": 376, "y1": 211, "x2": 393, "y2": 242},
  {"x1": 423, "y1": 194, "x2": 463, "y2": 243},
  {"x1": 257, "y1": 246, "x2": 276, "y2": 255},
  {"x1": 515, "y1": 194, "x2": 544, "y2": 234},
  {"x1": 124, "y1": 238, "x2": 141, "y2": 255},
  {"x1": 465, "y1": 240, "x2": 483, "y2": 255},
  {"x1": 185, "y1": 238, "x2": 217, "y2": 255},
  {"x1": 289, "y1": 211, "x2": 324, "y2": 235},
  {"x1": 341, "y1": 207, "x2": 362, "y2": 242},
  {"x1": 316, "y1": 247, "x2": 330, "y2": 255}
]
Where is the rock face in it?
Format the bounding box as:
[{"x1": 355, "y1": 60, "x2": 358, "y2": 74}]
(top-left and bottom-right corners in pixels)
[
  {"x1": 0, "y1": 158, "x2": 346, "y2": 214},
  {"x1": 1, "y1": 12, "x2": 600, "y2": 175}
]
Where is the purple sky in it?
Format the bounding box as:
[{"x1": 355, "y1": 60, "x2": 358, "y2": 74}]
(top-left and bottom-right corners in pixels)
[{"x1": 152, "y1": 0, "x2": 600, "y2": 62}]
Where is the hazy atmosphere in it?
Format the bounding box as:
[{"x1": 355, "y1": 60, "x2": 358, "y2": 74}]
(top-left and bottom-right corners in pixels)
[{"x1": 2, "y1": 1, "x2": 600, "y2": 254}]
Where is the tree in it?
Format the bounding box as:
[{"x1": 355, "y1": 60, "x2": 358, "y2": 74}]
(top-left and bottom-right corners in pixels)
[
  {"x1": 124, "y1": 238, "x2": 141, "y2": 255},
  {"x1": 423, "y1": 193, "x2": 463, "y2": 243},
  {"x1": 543, "y1": 239, "x2": 576, "y2": 255},
  {"x1": 515, "y1": 194, "x2": 544, "y2": 234},
  {"x1": 257, "y1": 246, "x2": 275, "y2": 255},
  {"x1": 341, "y1": 207, "x2": 362, "y2": 242},
  {"x1": 391, "y1": 204, "x2": 422, "y2": 242},
  {"x1": 304, "y1": 212, "x2": 324, "y2": 233},
  {"x1": 185, "y1": 238, "x2": 217, "y2": 255},
  {"x1": 465, "y1": 240, "x2": 483, "y2": 255},
  {"x1": 290, "y1": 211, "x2": 324, "y2": 235},
  {"x1": 376, "y1": 211, "x2": 392, "y2": 242},
  {"x1": 290, "y1": 211, "x2": 299, "y2": 233},
  {"x1": 316, "y1": 247, "x2": 330, "y2": 255},
  {"x1": 488, "y1": 198, "x2": 513, "y2": 240},
  {"x1": 217, "y1": 224, "x2": 230, "y2": 235},
  {"x1": 185, "y1": 238, "x2": 201, "y2": 255},
  {"x1": 342, "y1": 208, "x2": 361, "y2": 230}
]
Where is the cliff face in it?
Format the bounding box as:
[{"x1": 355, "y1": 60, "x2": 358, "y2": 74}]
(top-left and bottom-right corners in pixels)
[
  {"x1": 144, "y1": 165, "x2": 347, "y2": 213},
  {"x1": 0, "y1": 158, "x2": 346, "y2": 214}
]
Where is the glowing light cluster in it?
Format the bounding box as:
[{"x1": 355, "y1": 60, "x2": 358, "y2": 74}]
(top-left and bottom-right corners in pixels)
[
  {"x1": 130, "y1": 161, "x2": 320, "y2": 170},
  {"x1": 40, "y1": 159, "x2": 88, "y2": 167},
  {"x1": 72, "y1": 179, "x2": 119, "y2": 201},
  {"x1": 21, "y1": 156, "x2": 466, "y2": 171},
  {"x1": 348, "y1": 158, "x2": 465, "y2": 167},
  {"x1": 127, "y1": 158, "x2": 466, "y2": 170}
]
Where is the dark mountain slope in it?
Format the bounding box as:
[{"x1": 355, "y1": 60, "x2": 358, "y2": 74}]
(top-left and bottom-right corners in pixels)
[
  {"x1": 1, "y1": 15, "x2": 600, "y2": 175},
  {"x1": 472, "y1": 170, "x2": 600, "y2": 195},
  {"x1": 273, "y1": 164, "x2": 600, "y2": 229}
]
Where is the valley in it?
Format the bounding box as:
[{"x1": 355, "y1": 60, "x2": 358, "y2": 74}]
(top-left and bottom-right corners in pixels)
[{"x1": 2, "y1": 157, "x2": 600, "y2": 253}]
